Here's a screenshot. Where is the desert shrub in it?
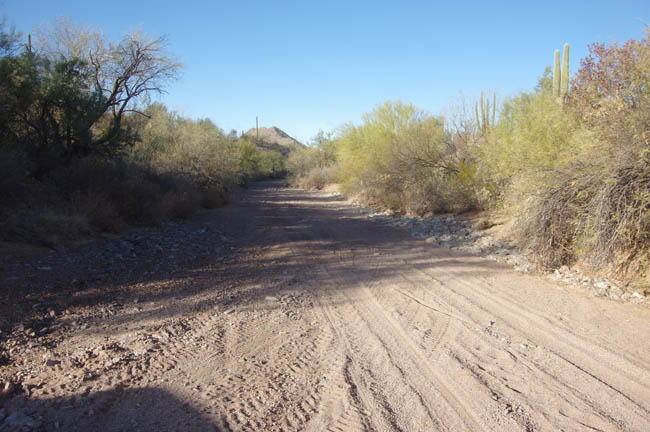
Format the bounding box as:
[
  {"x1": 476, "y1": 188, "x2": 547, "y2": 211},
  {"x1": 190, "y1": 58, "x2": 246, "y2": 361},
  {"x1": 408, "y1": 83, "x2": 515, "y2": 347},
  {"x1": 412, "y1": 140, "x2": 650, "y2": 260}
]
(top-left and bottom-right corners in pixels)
[
  {"x1": 523, "y1": 153, "x2": 650, "y2": 272},
  {"x1": 72, "y1": 193, "x2": 123, "y2": 233},
  {"x1": 286, "y1": 131, "x2": 338, "y2": 187},
  {"x1": 201, "y1": 184, "x2": 228, "y2": 209},
  {"x1": 129, "y1": 104, "x2": 248, "y2": 190},
  {"x1": 516, "y1": 31, "x2": 650, "y2": 276},
  {"x1": 107, "y1": 176, "x2": 165, "y2": 225},
  {"x1": 52, "y1": 157, "x2": 200, "y2": 225},
  {"x1": 335, "y1": 101, "x2": 481, "y2": 215},
  {"x1": 258, "y1": 150, "x2": 286, "y2": 179},
  {"x1": 34, "y1": 206, "x2": 92, "y2": 238},
  {"x1": 286, "y1": 146, "x2": 320, "y2": 180},
  {"x1": 296, "y1": 166, "x2": 336, "y2": 190},
  {"x1": 163, "y1": 190, "x2": 201, "y2": 220},
  {"x1": 236, "y1": 139, "x2": 264, "y2": 182},
  {"x1": 521, "y1": 163, "x2": 599, "y2": 267},
  {"x1": 480, "y1": 88, "x2": 578, "y2": 198}
]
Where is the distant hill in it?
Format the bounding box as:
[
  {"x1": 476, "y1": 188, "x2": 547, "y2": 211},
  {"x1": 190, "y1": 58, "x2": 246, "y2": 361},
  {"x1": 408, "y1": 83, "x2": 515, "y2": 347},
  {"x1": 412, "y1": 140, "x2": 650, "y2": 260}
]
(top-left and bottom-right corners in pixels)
[{"x1": 244, "y1": 126, "x2": 304, "y2": 155}]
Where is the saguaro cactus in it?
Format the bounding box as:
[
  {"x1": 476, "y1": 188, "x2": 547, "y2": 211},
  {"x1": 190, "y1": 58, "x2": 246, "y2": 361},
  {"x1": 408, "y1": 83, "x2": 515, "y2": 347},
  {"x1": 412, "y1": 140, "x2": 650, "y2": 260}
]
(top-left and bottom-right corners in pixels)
[
  {"x1": 552, "y1": 49, "x2": 561, "y2": 97},
  {"x1": 552, "y1": 43, "x2": 570, "y2": 98},
  {"x1": 561, "y1": 43, "x2": 570, "y2": 98},
  {"x1": 475, "y1": 91, "x2": 497, "y2": 133},
  {"x1": 491, "y1": 92, "x2": 496, "y2": 127}
]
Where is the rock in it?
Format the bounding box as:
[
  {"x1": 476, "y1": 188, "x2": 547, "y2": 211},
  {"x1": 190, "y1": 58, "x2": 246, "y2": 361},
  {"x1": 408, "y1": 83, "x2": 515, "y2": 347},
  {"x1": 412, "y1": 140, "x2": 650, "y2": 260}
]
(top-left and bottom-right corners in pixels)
[
  {"x1": 3, "y1": 411, "x2": 40, "y2": 429},
  {"x1": 223, "y1": 309, "x2": 235, "y2": 315},
  {"x1": 425, "y1": 236, "x2": 437, "y2": 244},
  {"x1": 607, "y1": 284, "x2": 624, "y2": 301},
  {"x1": 318, "y1": 377, "x2": 328, "y2": 387},
  {"x1": 591, "y1": 280, "x2": 609, "y2": 297},
  {"x1": 265, "y1": 296, "x2": 278, "y2": 302},
  {"x1": 118, "y1": 335, "x2": 137, "y2": 345},
  {"x1": 514, "y1": 263, "x2": 533, "y2": 273}
]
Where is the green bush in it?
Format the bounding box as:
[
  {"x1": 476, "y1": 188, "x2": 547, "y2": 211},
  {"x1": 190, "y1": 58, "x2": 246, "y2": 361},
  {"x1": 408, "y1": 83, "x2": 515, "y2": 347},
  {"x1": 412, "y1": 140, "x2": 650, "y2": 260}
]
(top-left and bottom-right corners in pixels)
[
  {"x1": 503, "y1": 31, "x2": 650, "y2": 279},
  {"x1": 335, "y1": 101, "x2": 481, "y2": 214}
]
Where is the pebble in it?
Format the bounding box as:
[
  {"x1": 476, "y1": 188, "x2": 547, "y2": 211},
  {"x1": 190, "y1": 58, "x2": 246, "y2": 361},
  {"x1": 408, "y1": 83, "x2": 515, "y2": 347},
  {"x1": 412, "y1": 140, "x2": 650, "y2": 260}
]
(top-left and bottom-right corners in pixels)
[{"x1": 45, "y1": 359, "x2": 61, "y2": 367}]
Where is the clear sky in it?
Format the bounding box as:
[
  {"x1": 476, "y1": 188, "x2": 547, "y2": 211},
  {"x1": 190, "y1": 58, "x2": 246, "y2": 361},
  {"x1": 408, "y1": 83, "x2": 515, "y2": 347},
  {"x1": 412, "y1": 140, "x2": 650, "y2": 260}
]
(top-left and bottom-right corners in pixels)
[{"x1": 2, "y1": 1, "x2": 649, "y2": 143}]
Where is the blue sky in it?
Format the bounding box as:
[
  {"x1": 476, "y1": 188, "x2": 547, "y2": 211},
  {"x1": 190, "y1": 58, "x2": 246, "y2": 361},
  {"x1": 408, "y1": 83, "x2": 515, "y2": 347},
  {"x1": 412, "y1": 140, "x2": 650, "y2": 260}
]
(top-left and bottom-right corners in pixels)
[{"x1": 2, "y1": 1, "x2": 649, "y2": 143}]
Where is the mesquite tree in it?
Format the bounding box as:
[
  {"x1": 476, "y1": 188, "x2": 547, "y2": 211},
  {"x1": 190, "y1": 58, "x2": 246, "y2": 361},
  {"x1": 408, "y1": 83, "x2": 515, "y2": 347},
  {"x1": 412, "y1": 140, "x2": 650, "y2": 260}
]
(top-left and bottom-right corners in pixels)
[{"x1": 1, "y1": 19, "x2": 182, "y2": 171}]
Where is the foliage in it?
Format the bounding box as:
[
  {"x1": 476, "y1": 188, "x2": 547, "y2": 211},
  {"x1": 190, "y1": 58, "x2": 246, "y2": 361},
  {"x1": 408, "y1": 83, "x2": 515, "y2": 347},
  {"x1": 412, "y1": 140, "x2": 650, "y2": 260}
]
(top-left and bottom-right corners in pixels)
[
  {"x1": 128, "y1": 103, "x2": 241, "y2": 188},
  {"x1": 128, "y1": 104, "x2": 284, "y2": 187},
  {"x1": 481, "y1": 88, "x2": 578, "y2": 194},
  {"x1": 518, "y1": 31, "x2": 650, "y2": 276},
  {"x1": 0, "y1": 19, "x2": 181, "y2": 173},
  {"x1": 286, "y1": 130, "x2": 337, "y2": 188},
  {"x1": 0, "y1": 17, "x2": 286, "y2": 243},
  {"x1": 335, "y1": 101, "x2": 480, "y2": 214}
]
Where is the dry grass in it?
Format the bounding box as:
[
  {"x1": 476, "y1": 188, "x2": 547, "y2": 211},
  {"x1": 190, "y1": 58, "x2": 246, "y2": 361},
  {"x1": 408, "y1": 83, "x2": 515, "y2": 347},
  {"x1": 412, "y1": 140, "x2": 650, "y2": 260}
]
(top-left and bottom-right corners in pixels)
[
  {"x1": 0, "y1": 152, "x2": 221, "y2": 245},
  {"x1": 291, "y1": 166, "x2": 336, "y2": 190},
  {"x1": 521, "y1": 156, "x2": 650, "y2": 281},
  {"x1": 164, "y1": 191, "x2": 201, "y2": 220}
]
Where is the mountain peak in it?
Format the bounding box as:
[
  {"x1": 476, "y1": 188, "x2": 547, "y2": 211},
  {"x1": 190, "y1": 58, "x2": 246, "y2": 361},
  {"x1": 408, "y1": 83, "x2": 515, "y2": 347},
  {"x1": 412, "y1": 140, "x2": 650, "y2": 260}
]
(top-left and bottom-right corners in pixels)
[{"x1": 244, "y1": 126, "x2": 304, "y2": 149}]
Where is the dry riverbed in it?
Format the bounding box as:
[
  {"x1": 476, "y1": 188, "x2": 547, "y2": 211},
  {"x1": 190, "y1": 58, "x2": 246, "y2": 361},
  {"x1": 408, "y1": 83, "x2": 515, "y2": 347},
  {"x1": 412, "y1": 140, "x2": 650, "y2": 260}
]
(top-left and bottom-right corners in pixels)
[{"x1": 1, "y1": 182, "x2": 650, "y2": 431}]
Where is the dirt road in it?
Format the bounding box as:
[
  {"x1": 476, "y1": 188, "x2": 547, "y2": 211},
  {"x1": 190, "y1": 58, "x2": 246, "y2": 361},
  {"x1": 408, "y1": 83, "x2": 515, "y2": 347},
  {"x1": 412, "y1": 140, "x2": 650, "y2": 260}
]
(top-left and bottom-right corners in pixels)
[{"x1": 2, "y1": 182, "x2": 650, "y2": 431}]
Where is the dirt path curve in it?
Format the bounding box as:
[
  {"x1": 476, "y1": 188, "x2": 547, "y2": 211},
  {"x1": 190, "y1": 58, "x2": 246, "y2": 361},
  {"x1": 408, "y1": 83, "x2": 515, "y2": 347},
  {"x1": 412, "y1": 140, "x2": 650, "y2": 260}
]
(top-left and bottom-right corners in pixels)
[{"x1": 3, "y1": 181, "x2": 650, "y2": 431}]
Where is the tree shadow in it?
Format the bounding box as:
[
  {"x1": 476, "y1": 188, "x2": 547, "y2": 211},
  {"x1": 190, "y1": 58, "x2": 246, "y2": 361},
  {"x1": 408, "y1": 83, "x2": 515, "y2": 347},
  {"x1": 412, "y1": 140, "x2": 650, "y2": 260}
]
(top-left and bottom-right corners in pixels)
[{"x1": 0, "y1": 180, "x2": 504, "y2": 340}]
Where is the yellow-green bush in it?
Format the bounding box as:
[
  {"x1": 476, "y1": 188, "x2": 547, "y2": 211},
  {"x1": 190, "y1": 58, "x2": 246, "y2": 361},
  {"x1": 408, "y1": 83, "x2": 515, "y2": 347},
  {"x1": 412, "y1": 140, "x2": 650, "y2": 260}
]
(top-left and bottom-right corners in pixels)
[
  {"x1": 481, "y1": 91, "x2": 578, "y2": 193},
  {"x1": 335, "y1": 101, "x2": 481, "y2": 214},
  {"x1": 492, "y1": 32, "x2": 650, "y2": 279},
  {"x1": 129, "y1": 104, "x2": 242, "y2": 191}
]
